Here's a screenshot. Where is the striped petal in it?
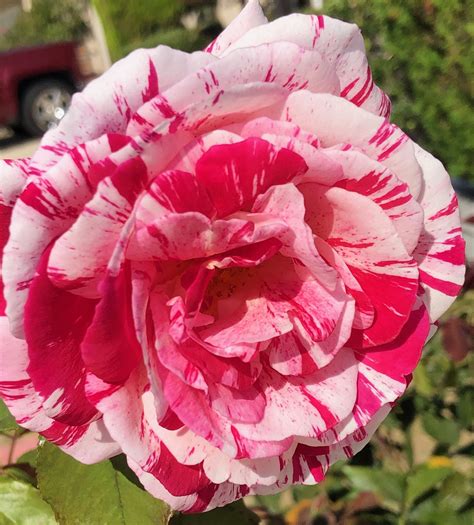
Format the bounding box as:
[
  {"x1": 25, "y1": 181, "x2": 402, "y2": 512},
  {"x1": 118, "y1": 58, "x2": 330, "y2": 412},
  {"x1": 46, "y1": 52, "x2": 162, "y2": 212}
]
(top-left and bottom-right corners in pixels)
[
  {"x1": 413, "y1": 145, "x2": 465, "y2": 321},
  {"x1": 224, "y1": 13, "x2": 390, "y2": 117}
]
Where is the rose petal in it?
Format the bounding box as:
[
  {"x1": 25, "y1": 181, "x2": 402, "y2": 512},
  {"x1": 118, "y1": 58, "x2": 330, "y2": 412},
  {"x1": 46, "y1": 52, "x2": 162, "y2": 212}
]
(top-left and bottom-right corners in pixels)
[{"x1": 413, "y1": 145, "x2": 465, "y2": 321}]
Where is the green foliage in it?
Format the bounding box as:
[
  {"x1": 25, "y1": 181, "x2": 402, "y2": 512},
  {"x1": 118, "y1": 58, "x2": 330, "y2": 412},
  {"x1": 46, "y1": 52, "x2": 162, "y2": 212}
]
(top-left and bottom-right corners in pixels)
[
  {"x1": 0, "y1": 0, "x2": 89, "y2": 51},
  {"x1": 405, "y1": 464, "x2": 454, "y2": 509},
  {"x1": 0, "y1": 400, "x2": 19, "y2": 435},
  {"x1": 342, "y1": 466, "x2": 404, "y2": 512},
  {"x1": 171, "y1": 500, "x2": 259, "y2": 525},
  {"x1": 122, "y1": 28, "x2": 209, "y2": 56},
  {"x1": 0, "y1": 478, "x2": 57, "y2": 525},
  {"x1": 92, "y1": 0, "x2": 186, "y2": 60},
  {"x1": 36, "y1": 442, "x2": 170, "y2": 525},
  {"x1": 309, "y1": 0, "x2": 474, "y2": 181}
]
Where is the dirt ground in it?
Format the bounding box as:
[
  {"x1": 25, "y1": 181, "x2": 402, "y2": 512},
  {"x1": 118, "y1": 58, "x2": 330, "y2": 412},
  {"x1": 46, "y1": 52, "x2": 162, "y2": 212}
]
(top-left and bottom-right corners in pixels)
[{"x1": 0, "y1": 129, "x2": 40, "y2": 160}]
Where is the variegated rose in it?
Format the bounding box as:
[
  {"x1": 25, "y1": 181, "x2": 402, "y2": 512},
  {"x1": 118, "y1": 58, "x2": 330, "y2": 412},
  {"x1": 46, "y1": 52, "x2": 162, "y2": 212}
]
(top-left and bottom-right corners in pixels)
[{"x1": 0, "y1": 0, "x2": 465, "y2": 513}]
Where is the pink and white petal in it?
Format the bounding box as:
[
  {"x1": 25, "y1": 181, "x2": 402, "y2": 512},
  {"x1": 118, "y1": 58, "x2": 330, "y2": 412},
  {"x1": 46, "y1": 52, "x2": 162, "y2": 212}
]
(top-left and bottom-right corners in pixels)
[
  {"x1": 195, "y1": 137, "x2": 308, "y2": 217},
  {"x1": 307, "y1": 304, "x2": 429, "y2": 446},
  {"x1": 3, "y1": 135, "x2": 118, "y2": 337},
  {"x1": 273, "y1": 92, "x2": 422, "y2": 197},
  {"x1": 206, "y1": 238, "x2": 282, "y2": 270},
  {"x1": 413, "y1": 145, "x2": 465, "y2": 321},
  {"x1": 130, "y1": 460, "x2": 249, "y2": 513},
  {"x1": 24, "y1": 247, "x2": 98, "y2": 426},
  {"x1": 28, "y1": 48, "x2": 215, "y2": 177},
  {"x1": 87, "y1": 367, "x2": 162, "y2": 472},
  {"x1": 209, "y1": 382, "x2": 266, "y2": 424},
  {"x1": 314, "y1": 237, "x2": 374, "y2": 330},
  {"x1": 268, "y1": 297, "x2": 355, "y2": 376},
  {"x1": 81, "y1": 263, "x2": 142, "y2": 385},
  {"x1": 205, "y1": 0, "x2": 267, "y2": 56},
  {"x1": 47, "y1": 157, "x2": 148, "y2": 297},
  {"x1": 233, "y1": 349, "x2": 358, "y2": 444},
  {"x1": 350, "y1": 305, "x2": 429, "y2": 432},
  {"x1": 0, "y1": 158, "x2": 30, "y2": 207},
  {"x1": 128, "y1": 42, "x2": 340, "y2": 135},
  {"x1": 223, "y1": 13, "x2": 390, "y2": 117},
  {"x1": 0, "y1": 159, "x2": 30, "y2": 309},
  {"x1": 240, "y1": 117, "x2": 321, "y2": 148},
  {"x1": 157, "y1": 363, "x2": 237, "y2": 457},
  {"x1": 199, "y1": 255, "x2": 345, "y2": 347},
  {"x1": 167, "y1": 130, "x2": 243, "y2": 173},
  {"x1": 128, "y1": 209, "x2": 289, "y2": 262},
  {"x1": 151, "y1": 422, "x2": 284, "y2": 488},
  {"x1": 357, "y1": 304, "x2": 429, "y2": 383},
  {"x1": 253, "y1": 183, "x2": 338, "y2": 288},
  {"x1": 156, "y1": 355, "x2": 294, "y2": 460},
  {"x1": 301, "y1": 184, "x2": 418, "y2": 347},
  {"x1": 157, "y1": 301, "x2": 263, "y2": 391},
  {"x1": 0, "y1": 317, "x2": 119, "y2": 463},
  {"x1": 251, "y1": 405, "x2": 391, "y2": 495},
  {"x1": 325, "y1": 404, "x2": 391, "y2": 465},
  {"x1": 137, "y1": 169, "x2": 215, "y2": 225},
  {"x1": 255, "y1": 133, "x2": 344, "y2": 187},
  {"x1": 328, "y1": 149, "x2": 424, "y2": 254}
]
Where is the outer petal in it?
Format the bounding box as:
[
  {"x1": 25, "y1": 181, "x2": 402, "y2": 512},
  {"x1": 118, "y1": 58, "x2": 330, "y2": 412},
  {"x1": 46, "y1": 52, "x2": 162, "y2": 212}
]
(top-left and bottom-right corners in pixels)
[
  {"x1": 413, "y1": 145, "x2": 465, "y2": 321},
  {"x1": 272, "y1": 91, "x2": 422, "y2": 198},
  {"x1": 47, "y1": 157, "x2": 148, "y2": 297},
  {"x1": 128, "y1": 42, "x2": 340, "y2": 136},
  {"x1": 24, "y1": 247, "x2": 97, "y2": 426},
  {"x1": 0, "y1": 317, "x2": 119, "y2": 463},
  {"x1": 327, "y1": 149, "x2": 424, "y2": 254},
  {"x1": 3, "y1": 135, "x2": 120, "y2": 337},
  {"x1": 205, "y1": 0, "x2": 268, "y2": 56},
  {"x1": 28, "y1": 48, "x2": 215, "y2": 177},
  {"x1": 224, "y1": 13, "x2": 390, "y2": 117},
  {"x1": 0, "y1": 158, "x2": 29, "y2": 314}
]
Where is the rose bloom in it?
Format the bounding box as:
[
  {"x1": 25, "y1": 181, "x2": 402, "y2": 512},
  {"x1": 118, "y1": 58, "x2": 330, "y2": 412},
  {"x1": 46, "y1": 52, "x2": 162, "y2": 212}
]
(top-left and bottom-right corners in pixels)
[{"x1": 0, "y1": 0, "x2": 465, "y2": 513}]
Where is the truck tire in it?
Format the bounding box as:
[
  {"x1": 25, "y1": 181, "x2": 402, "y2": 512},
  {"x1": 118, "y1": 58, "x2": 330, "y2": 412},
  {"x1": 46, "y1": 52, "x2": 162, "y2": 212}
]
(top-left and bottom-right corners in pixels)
[{"x1": 20, "y1": 78, "x2": 74, "y2": 137}]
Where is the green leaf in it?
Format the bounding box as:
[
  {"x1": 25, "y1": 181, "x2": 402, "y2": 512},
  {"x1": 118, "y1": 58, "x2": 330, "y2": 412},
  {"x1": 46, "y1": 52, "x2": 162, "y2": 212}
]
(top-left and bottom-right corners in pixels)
[
  {"x1": 405, "y1": 464, "x2": 454, "y2": 509},
  {"x1": 413, "y1": 362, "x2": 434, "y2": 398},
  {"x1": 421, "y1": 413, "x2": 460, "y2": 445},
  {"x1": 437, "y1": 472, "x2": 471, "y2": 512},
  {"x1": 170, "y1": 500, "x2": 259, "y2": 525},
  {"x1": 342, "y1": 466, "x2": 404, "y2": 512},
  {"x1": 457, "y1": 388, "x2": 473, "y2": 429},
  {"x1": 16, "y1": 449, "x2": 38, "y2": 469},
  {"x1": 2, "y1": 464, "x2": 36, "y2": 486},
  {"x1": 37, "y1": 442, "x2": 170, "y2": 525},
  {"x1": 0, "y1": 478, "x2": 57, "y2": 525},
  {"x1": 0, "y1": 400, "x2": 19, "y2": 434}
]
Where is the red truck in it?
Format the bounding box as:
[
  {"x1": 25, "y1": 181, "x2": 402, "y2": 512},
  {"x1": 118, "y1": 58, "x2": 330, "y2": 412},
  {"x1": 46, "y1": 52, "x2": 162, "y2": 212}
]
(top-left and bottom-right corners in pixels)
[{"x1": 0, "y1": 41, "x2": 90, "y2": 136}]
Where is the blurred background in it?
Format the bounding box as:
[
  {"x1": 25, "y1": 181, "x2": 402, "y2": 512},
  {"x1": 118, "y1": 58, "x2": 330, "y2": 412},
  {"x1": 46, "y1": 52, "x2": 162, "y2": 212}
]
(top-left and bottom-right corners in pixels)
[{"x1": 0, "y1": 1, "x2": 472, "y2": 524}]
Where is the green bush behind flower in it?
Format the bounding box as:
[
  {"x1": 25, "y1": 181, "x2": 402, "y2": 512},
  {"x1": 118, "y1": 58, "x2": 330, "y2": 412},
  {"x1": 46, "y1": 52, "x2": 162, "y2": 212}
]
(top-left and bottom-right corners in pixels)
[{"x1": 309, "y1": 0, "x2": 474, "y2": 183}]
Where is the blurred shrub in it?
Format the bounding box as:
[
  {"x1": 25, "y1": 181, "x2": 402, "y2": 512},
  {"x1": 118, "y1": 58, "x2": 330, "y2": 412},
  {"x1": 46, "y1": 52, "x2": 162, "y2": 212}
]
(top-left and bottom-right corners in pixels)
[
  {"x1": 0, "y1": 0, "x2": 89, "y2": 51},
  {"x1": 122, "y1": 28, "x2": 209, "y2": 56},
  {"x1": 310, "y1": 0, "x2": 474, "y2": 182},
  {"x1": 92, "y1": 0, "x2": 187, "y2": 60}
]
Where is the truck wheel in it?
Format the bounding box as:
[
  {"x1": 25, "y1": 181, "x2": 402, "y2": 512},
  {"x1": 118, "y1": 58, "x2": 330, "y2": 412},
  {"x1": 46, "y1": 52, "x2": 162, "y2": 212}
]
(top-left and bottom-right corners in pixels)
[{"x1": 20, "y1": 78, "x2": 74, "y2": 137}]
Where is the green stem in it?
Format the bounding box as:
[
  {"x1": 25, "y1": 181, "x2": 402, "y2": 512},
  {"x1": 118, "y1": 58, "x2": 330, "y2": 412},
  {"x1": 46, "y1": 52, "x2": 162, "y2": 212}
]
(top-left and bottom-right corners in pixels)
[{"x1": 7, "y1": 432, "x2": 18, "y2": 465}]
